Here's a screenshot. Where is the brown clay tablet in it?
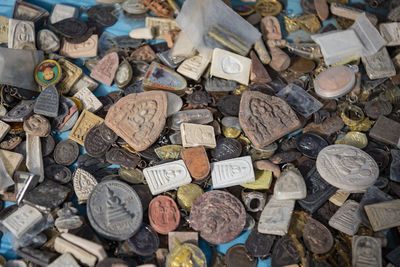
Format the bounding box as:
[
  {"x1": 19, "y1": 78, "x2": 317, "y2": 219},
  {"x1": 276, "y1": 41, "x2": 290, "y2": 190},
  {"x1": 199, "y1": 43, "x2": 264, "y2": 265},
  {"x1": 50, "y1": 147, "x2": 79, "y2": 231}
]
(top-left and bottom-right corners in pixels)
[
  {"x1": 181, "y1": 146, "x2": 210, "y2": 180},
  {"x1": 105, "y1": 91, "x2": 168, "y2": 152},
  {"x1": 189, "y1": 190, "x2": 246, "y2": 244},
  {"x1": 148, "y1": 195, "x2": 180, "y2": 235}
]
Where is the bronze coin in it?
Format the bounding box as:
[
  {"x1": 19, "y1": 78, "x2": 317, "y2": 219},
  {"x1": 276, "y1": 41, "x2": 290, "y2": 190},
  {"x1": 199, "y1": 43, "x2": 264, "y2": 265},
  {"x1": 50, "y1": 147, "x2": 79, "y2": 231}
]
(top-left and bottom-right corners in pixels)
[
  {"x1": 84, "y1": 125, "x2": 111, "y2": 158},
  {"x1": 148, "y1": 195, "x2": 180, "y2": 235},
  {"x1": 303, "y1": 217, "x2": 333, "y2": 254},
  {"x1": 225, "y1": 244, "x2": 257, "y2": 267},
  {"x1": 190, "y1": 190, "x2": 246, "y2": 244},
  {"x1": 181, "y1": 146, "x2": 210, "y2": 180}
]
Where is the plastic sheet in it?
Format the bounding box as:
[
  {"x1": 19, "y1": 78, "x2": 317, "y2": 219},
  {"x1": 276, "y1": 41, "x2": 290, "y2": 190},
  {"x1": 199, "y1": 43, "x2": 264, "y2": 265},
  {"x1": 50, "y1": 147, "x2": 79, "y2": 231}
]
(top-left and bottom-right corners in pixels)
[{"x1": 176, "y1": 0, "x2": 261, "y2": 57}]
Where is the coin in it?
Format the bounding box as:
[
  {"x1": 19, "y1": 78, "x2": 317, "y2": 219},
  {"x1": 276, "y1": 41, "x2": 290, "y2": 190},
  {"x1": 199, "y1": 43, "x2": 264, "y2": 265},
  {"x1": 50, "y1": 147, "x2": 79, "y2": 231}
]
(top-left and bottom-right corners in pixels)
[
  {"x1": 303, "y1": 217, "x2": 333, "y2": 254},
  {"x1": 245, "y1": 228, "x2": 276, "y2": 259},
  {"x1": 254, "y1": 0, "x2": 282, "y2": 16},
  {"x1": 296, "y1": 133, "x2": 328, "y2": 159},
  {"x1": 54, "y1": 140, "x2": 79, "y2": 166},
  {"x1": 87, "y1": 180, "x2": 143, "y2": 241},
  {"x1": 225, "y1": 244, "x2": 257, "y2": 267},
  {"x1": 105, "y1": 147, "x2": 140, "y2": 169},
  {"x1": 214, "y1": 138, "x2": 242, "y2": 161},
  {"x1": 148, "y1": 195, "x2": 180, "y2": 235},
  {"x1": 217, "y1": 95, "x2": 241, "y2": 117},
  {"x1": 316, "y1": 144, "x2": 379, "y2": 191},
  {"x1": 127, "y1": 224, "x2": 159, "y2": 256},
  {"x1": 44, "y1": 164, "x2": 72, "y2": 184},
  {"x1": 190, "y1": 190, "x2": 246, "y2": 244},
  {"x1": 84, "y1": 125, "x2": 112, "y2": 158}
]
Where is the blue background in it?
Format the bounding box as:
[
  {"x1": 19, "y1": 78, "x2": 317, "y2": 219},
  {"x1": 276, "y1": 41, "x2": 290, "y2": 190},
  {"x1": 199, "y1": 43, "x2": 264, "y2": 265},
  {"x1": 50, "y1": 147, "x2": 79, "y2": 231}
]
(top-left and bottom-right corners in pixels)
[{"x1": 0, "y1": 0, "x2": 385, "y2": 266}]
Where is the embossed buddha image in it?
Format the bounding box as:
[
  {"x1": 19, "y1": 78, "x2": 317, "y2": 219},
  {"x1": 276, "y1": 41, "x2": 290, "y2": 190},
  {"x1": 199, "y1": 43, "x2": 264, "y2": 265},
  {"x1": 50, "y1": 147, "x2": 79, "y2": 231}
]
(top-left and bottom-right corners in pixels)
[{"x1": 152, "y1": 199, "x2": 178, "y2": 226}]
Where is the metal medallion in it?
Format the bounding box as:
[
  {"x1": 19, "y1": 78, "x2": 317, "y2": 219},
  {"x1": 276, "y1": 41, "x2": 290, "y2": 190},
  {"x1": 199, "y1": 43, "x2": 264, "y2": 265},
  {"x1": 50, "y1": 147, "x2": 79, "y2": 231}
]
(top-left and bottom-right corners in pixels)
[
  {"x1": 148, "y1": 195, "x2": 180, "y2": 235},
  {"x1": 126, "y1": 224, "x2": 159, "y2": 256},
  {"x1": 34, "y1": 60, "x2": 62, "y2": 87},
  {"x1": 298, "y1": 166, "x2": 337, "y2": 213},
  {"x1": 54, "y1": 140, "x2": 79, "y2": 166},
  {"x1": 271, "y1": 235, "x2": 300, "y2": 267},
  {"x1": 364, "y1": 100, "x2": 392, "y2": 120},
  {"x1": 214, "y1": 138, "x2": 242, "y2": 161},
  {"x1": 105, "y1": 147, "x2": 140, "y2": 169},
  {"x1": 44, "y1": 164, "x2": 72, "y2": 184},
  {"x1": 50, "y1": 18, "x2": 88, "y2": 39},
  {"x1": 87, "y1": 180, "x2": 143, "y2": 241},
  {"x1": 24, "y1": 180, "x2": 71, "y2": 210},
  {"x1": 98, "y1": 122, "x2": 118, "y2": 144},
  {"x1": 217, "y1": 95, "x2": 241, "y2": 117},
  {"x1": 190, "y1": 190, "x2": 246, "y2": 244},
  {"x1": 167, "y1": 243, "x2": 206, "y2": 267},
  {"x1": 87, "y1": 5, "x2": 118, "y2": 27},
  {"x1": 316, "y1": 144, "x2": 379, "y2": 191},
  {"x1": 254, "y1": 0, "x2": 282, "y2": 16},
  {"x1": 186, "y1": 89, "x2": 211, "y2": 108},
  {"x1": 177, "y1": 183, "x2": 204, "y2": 211},
  {"x1": 225, "y1": 244, "x2": 257, "y2": 267},
  {"x1": 84, "y1": 125, "x2": 111, "y2": 158},
  {"x1": 296, "y1": 133, "x2": 328, "y2": 159},
  {"x1": 245, "y1": 228, "x2": 276, "y2": 259},
  {"x1": 302, "y1": 217, "x2": 333, "y2": 254}
]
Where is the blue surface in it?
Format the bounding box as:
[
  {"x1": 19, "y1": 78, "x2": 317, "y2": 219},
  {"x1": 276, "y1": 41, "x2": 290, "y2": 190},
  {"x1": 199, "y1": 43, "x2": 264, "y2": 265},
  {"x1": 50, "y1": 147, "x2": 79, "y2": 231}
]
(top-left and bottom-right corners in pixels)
[{"x1": 0, "y1": 0, "x2": 386, "y2": 266}]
